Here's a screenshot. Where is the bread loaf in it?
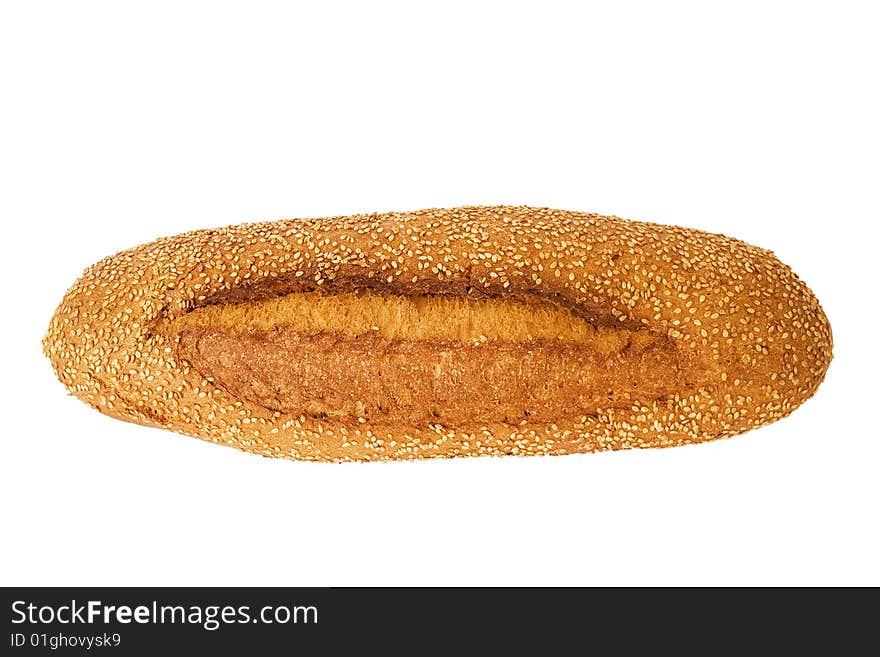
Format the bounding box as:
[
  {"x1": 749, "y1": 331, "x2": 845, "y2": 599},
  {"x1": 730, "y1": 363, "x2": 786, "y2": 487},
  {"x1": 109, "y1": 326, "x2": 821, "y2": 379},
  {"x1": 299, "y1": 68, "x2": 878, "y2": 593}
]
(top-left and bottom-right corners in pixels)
[{"x1": 43, "y1": 206, "x2": 832, "y2": 461}]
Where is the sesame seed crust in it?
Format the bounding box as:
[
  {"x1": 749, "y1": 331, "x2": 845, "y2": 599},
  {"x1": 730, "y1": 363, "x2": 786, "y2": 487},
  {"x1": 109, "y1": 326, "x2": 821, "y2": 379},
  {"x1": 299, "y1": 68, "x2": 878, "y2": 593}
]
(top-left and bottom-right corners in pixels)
[{"x1": 43, "y1": 206, "x2": 833, "y2": 462}]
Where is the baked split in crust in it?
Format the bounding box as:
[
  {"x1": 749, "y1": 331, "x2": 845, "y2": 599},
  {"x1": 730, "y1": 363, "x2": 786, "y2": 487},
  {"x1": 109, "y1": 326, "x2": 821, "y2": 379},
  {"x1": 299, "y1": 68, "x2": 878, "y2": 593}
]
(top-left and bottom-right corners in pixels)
[{"x1": 171, "y1": 291, "x2": 704, "y2": 426}]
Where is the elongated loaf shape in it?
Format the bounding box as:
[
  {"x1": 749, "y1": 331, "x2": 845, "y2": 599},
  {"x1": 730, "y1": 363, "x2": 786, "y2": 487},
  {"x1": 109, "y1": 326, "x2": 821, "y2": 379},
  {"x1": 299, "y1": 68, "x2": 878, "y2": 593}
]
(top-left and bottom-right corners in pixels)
[{"x1": 44, "y1": 206, "x2": 832, "y2": 461}]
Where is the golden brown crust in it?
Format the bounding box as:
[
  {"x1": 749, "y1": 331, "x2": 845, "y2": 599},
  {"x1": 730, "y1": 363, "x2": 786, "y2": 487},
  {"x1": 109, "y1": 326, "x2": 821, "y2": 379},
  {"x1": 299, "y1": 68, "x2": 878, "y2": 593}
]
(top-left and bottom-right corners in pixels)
[{"x1": 43, "y1": 206, "x2": 833, "y2": 461}]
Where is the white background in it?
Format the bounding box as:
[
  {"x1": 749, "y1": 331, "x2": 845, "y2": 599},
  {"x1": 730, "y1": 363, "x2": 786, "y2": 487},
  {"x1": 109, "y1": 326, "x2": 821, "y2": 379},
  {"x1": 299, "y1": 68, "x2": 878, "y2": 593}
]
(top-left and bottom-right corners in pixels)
[{"x1": 1, "y1": 1, "x2": 877, "y2": 586}]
